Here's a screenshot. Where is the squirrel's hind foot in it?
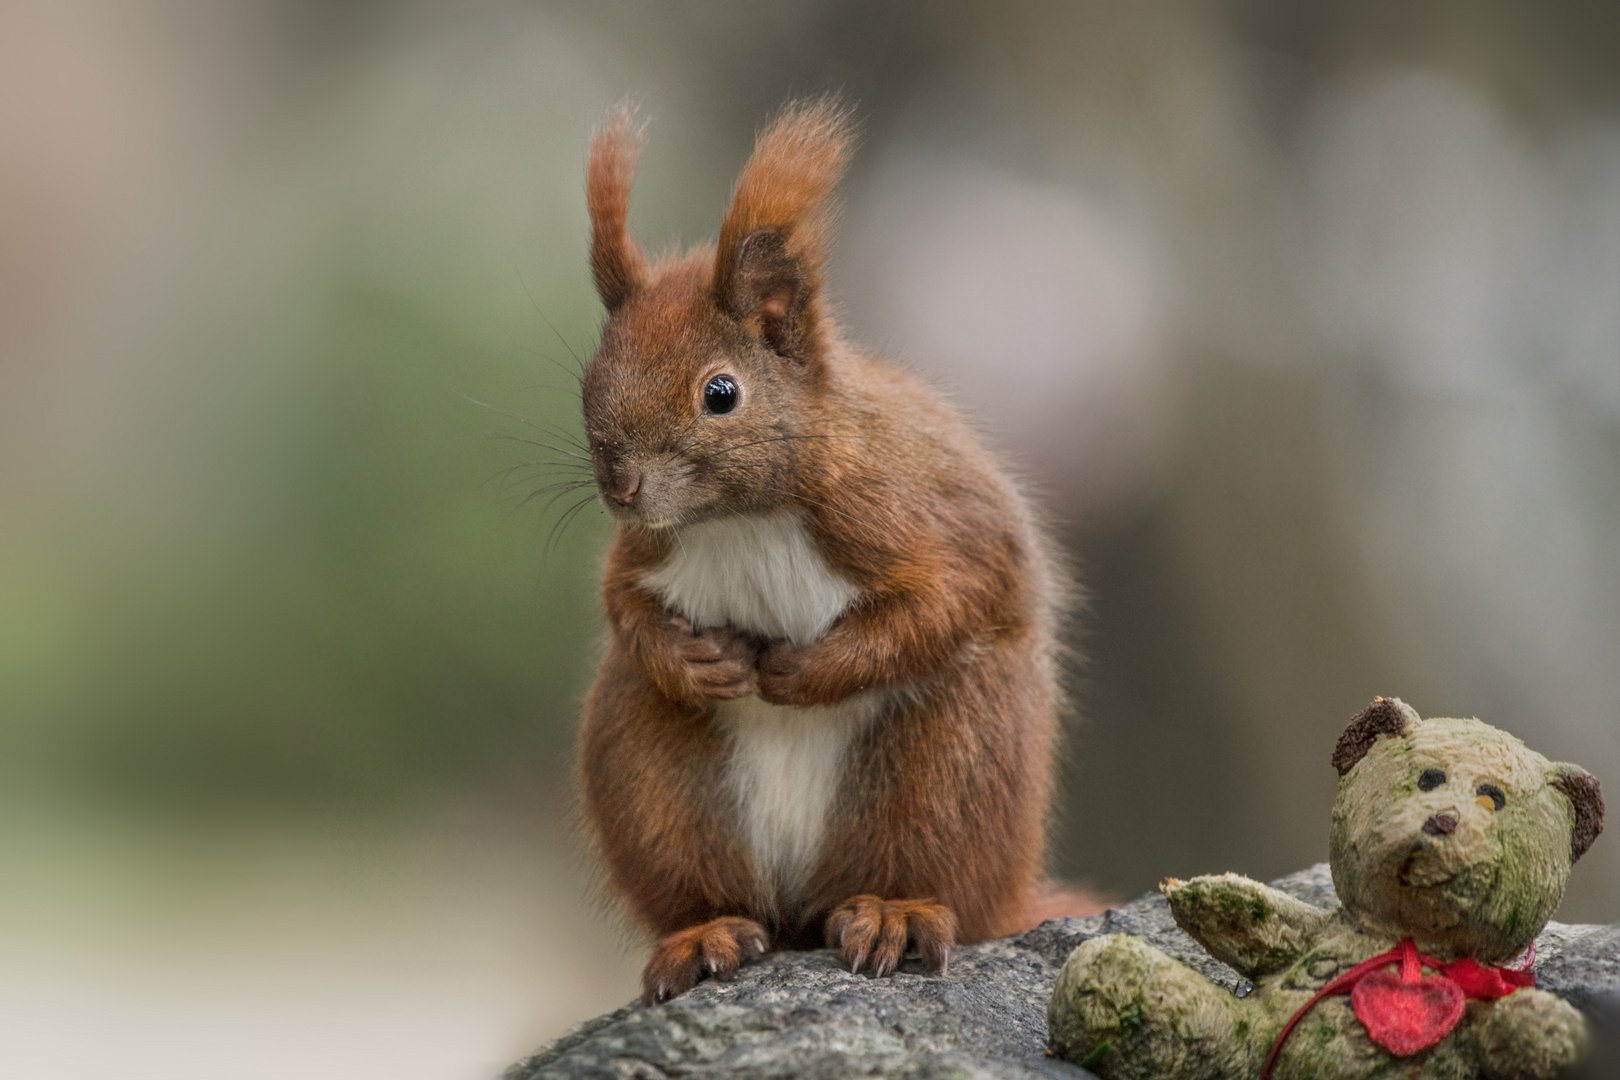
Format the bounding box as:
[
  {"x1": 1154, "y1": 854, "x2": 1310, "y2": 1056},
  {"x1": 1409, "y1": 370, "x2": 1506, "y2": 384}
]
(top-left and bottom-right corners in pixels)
[
  {"x1": 826, "y1": 895, "x2": 957, "y2": 978},
  {"x1": 641, "y1": 916, "x2": 769, "y2": 1006}
]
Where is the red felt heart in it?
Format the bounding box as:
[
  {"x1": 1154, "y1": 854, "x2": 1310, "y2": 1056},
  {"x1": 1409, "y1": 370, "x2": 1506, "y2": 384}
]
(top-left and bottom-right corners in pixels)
[{"x1": 1351, "y1": 969, "x2": 1466, "y2": 1056}]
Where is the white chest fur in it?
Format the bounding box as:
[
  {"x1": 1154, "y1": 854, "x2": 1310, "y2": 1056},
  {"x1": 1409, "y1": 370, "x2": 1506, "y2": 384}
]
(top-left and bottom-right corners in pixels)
[
  {"x1": 713, "y1": 692, "x2": 885, "y2": 903},
  {"x1": 640, "y1": 513, "x2": 857, "y2": 647},
  {"x1": 642, "y1": 513, "x2": 872, "y2": 903}
]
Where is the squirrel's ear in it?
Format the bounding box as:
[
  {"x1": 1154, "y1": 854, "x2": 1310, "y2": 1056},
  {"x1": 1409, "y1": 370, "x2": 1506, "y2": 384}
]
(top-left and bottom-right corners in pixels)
[
  {"x1": 1551, "y1": 766, "x2": 1605, "y2": 864},
  {"x1": 587, "y1": 101, "x2": 649, "y2": 312},
  {"x1": 1332, "y1": 697, "x2": 1417, "y2": 776},
  {"x1": 724, "y1": 228, "x2": 804, "y2": 357},
  {"x1": 713, "y1": 97, "x2": 854, "y2": 361}
]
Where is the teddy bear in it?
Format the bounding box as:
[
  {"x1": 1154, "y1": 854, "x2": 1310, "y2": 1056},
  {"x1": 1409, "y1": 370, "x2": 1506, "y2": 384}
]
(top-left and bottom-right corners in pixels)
[{"x1": 1048, "y1": 697, "x2": 1605, "y2": 1080}]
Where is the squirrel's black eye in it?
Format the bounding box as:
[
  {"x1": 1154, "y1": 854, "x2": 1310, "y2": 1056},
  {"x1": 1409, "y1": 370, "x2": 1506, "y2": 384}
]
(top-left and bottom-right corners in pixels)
[
  {"x1": 1476, "y1": 783, "x2": 1506, "y2": 812},
  {"x1": 703, "y1": 374, "x2": 739, "y2": 415},
  {"x1": 1418, "y1": 769, "x2": 1447, "y2": 792}
]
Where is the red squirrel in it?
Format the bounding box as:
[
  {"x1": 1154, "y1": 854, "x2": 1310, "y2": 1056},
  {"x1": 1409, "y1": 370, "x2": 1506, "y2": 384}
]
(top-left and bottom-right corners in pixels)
[{"x1": 575, "y1": 99, "x2": 1095, "y2": 1006}]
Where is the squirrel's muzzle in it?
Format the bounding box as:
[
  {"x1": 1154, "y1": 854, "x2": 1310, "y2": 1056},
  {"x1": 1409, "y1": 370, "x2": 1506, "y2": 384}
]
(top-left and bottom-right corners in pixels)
[{"x1": 604, "y1": 470, "x2": 643, "y2": 507}]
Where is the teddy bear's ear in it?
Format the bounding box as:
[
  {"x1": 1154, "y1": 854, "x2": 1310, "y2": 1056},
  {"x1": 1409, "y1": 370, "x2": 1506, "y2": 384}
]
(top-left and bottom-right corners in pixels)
[
  {"x1": 1551, "y1": 766, "x2": 1604, "y2": 863},
  {"x1": 1332, "y1": 697, "x2": 1417, "y2": 776}
]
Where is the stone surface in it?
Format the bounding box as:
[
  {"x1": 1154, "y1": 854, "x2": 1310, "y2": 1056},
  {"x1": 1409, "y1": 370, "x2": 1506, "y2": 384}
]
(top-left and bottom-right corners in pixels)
[{"x1": 507, "y1": 865, "x2": 1618, "y2": 1079}]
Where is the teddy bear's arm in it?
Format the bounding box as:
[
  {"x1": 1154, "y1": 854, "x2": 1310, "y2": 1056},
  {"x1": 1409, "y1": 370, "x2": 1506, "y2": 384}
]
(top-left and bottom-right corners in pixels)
[{"x1": 1159, "y1": 873, "x2": 1331, "y2": 979}]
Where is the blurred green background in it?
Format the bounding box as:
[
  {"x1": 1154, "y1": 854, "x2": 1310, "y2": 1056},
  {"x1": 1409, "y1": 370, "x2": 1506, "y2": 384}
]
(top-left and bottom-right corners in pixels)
[{"x1": 1, "y1": 2, "x2": 1615, "y2": 1078}]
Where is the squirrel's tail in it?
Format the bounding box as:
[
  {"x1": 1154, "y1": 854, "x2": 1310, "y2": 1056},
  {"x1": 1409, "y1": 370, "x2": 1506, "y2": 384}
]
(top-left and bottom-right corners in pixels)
[{"x1": 1017, "y1": 880, "x2": 1112, "y2": 930}]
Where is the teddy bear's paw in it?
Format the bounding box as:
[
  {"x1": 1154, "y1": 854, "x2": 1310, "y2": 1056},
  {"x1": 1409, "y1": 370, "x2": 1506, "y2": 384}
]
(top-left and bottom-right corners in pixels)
[
  {"x1": 1472, "y1": 988, "x2": 1587, "y2": 1080},
  {"x1": 641, "y1": 917, "x2": 769, "y2": 1005},
  {"x1": 825, "y1": 895, "x2": 957, "y2": 977}
]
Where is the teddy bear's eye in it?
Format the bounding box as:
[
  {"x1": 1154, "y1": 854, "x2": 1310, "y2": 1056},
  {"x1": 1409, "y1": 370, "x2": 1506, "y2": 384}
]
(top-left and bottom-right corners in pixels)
[
  {"x1": 1476, "y1": 783, "x2": 1506, "y2": 812},
  {"x1": 1418, "y1": 769, "x2": 1447, "y2": 791}
]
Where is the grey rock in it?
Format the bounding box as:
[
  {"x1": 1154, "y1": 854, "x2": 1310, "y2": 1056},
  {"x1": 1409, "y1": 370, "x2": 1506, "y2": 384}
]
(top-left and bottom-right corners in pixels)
[
  {"x1": 508, "y1": 865, "x2": 1619, "y2": 1079},
  {"x1": 510, "y1": 938, "x2": 1085, "y2": 1080},
  {"x1": 1534, "y1": 922, "x2": 1620, "y2": 1016}
]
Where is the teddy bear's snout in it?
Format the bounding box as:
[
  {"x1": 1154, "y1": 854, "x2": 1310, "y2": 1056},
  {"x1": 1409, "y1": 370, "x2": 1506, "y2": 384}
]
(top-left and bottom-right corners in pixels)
[{"x1": 1422, "y1": 811, "x2": 1459, "y2": 836}]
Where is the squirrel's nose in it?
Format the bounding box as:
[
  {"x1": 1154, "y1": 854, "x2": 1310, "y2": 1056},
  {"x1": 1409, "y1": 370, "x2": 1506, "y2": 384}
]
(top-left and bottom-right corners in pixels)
[
  {"x1": 1422, "y1": 812, "x2": 1459, "y2": 836},
  {"x1": 606, "y1": 471, "x2": 643, "y2": 507}
]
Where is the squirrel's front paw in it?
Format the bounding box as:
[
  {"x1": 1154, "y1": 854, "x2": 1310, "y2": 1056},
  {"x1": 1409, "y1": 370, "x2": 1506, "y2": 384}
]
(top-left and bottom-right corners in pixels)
[
  {"x1": 826, "y1": 895, "x2": 957, "y2": 977},
  {"x1": 642, "y1": 917, "x2": 769, "y2": 1005},
  {"x1": 755, "y1": 639, "x2": 816, "y2": 706},
  {"x1": 662, "y1": 616, "x2": 759, "y2": 701}
]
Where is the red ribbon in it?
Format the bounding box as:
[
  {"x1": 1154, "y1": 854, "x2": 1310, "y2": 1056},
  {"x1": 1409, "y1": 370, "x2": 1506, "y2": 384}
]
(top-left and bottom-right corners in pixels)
[{"x1": 1258, "y1": 938, "x2": 1534, "y2": 1080}]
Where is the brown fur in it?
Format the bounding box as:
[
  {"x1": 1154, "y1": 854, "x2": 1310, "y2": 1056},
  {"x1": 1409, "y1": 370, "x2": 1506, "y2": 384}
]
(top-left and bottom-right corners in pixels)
[
  {"x1": 1552, "y1": 768, "x2": 1605, "y2": 863},
  {"x1": 1331, "y1": 696, "x2": 1414, "y2": 777},
  {"x1": 574, "y1": 99, "x2": 1099, "y2": 1007}
]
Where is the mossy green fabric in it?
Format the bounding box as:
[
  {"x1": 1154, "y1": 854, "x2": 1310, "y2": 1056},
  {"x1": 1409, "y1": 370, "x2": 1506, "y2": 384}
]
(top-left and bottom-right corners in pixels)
[{"x1": 1048, "y1": 704, "x2": 1597, "y2": 1080}]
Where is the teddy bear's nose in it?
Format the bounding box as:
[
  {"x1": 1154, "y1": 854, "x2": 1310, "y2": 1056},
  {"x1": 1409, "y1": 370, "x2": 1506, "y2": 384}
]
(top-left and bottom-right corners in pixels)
[{"x1": 1422, "y1": 812, "x2": 1459, "y2": 836}]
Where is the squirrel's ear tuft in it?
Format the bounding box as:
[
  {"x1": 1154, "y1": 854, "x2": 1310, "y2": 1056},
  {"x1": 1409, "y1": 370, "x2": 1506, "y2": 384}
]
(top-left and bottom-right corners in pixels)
[
  {"x1": 1552, "y1": 766, "x2": 1605, "y2": 864},
  {"x1": 713, "y1": 97, "x2": 855, "y2": 361},
  {"x1": 587, "y1": 100, "x2": 649, "y2": 312},
  {"x1": 1332, "y1": 697, "x2": 1416, "y2": 777}
]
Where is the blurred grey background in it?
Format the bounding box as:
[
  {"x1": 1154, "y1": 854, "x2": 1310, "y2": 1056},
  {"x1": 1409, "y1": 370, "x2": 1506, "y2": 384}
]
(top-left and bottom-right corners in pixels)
[{"x1": 1, "y1": 1, "x2": 1615, "y2": 1078}]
